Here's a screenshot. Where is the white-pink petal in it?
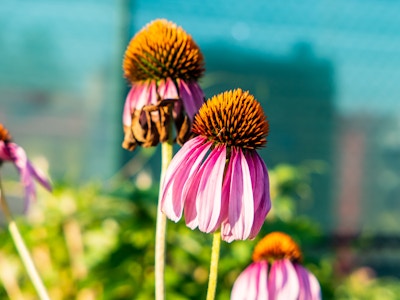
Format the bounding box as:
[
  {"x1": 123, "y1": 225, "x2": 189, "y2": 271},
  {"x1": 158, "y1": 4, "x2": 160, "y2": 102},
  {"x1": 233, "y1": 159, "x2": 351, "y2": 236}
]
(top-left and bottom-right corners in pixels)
[
  {"x1": 197, "y1": 146, "x2": 226, "y2": 233},
  {"x1": 226, "y1": 148, "x2": 254, "y2": 241},
  {"x1": 161, "y1": 136, "x2": 210, "y2": 221},
  {"x1": 183, "y1": 162, "x2": 202, "y2": 229},
  {"x1": 231, "y1": 261, "x2": 269, "y2": 300},
  {"x1": 158, "y1": 78, "x2": 179, "y2": 100},
  {"x1": 268, "y1": 259, "x2": 299, "y2": 300},
  {"x1": 135, "y1": 82, "x2": 153, "y2": 108},
  {"x1": 248, "y1": 151, "x2": 271, "y2": 239},
  {"x1": 295, "y1": 264, "x2": 321, "y2": 300},
  {"x1": 220, "y1": 153, "x2": 234, "y2": 242},
  {"x1": 122, "y1": 82, "x2": 158, "y2": 126},
  {"x1": 122, "y1": 86, "x2": 135, "y2": 126}
]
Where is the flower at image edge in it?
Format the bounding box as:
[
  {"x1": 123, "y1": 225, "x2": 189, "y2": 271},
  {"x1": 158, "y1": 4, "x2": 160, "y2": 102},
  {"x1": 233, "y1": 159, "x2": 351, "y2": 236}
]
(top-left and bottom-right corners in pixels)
[
  {"x1": 231, "y1": 232, "x2": 321, "y2": 300},
  {"x1": 0, "y1": 123, "x2": 52, "y2": 210},
  {"x1": 161, "y1": 89, "x2": 271, "y2": 242}
]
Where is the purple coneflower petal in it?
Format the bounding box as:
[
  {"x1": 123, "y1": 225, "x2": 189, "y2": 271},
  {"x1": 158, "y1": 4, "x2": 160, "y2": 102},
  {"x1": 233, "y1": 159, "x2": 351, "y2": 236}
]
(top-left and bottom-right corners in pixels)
[
  {"x1": 178, "y1": 80, "x2": 204, "y2": 120},
  {"x1": 161, "y1": 136, "x2": 210, "y2": 221},
  {"x1": 248, "y1": 151, "x2": 271, "y2": 239},
  {"x1": 294, "y1": 264, "x2": 321, "y2": 300},
  {"x1": 196, "y1": 146, "x2": 226, "y2": 233},
  {"x1": 11, "y1": 144, "x2": 35, "y2": 208},
  {"x1": 225, "y1": 147, "x2": 254, "y2": 241},
  {"x1": 268, "y1": 259, "x2": 300, "y2": 300},
  {"x1": 231, "y1": 261, "x2": 269, "y2": 300},
  {"x1": 27, "y1": 162, "x2": 52, "y2": 192},
  {"x1": 1, "y1": 142, "x2": 51, "y2": 210},
  {"x1": 177, "y1": 80, "x2": 197, "y2": 119},
  {"x1": 188, "y1": 81, "x2": 205, "y2": 112}
]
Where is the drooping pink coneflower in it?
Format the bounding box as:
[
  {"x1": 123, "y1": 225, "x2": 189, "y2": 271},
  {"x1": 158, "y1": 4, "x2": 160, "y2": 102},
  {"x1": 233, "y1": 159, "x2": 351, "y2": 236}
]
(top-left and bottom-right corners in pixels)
[
  {"x1": 231, "y1": 232, "x2": 321, "y2": 299},
  {"x1": 0, "y1": 124, "x2": 52, "y2": 210},
  {"x1": 161, "y1": 89, "x2": 271, "y2": 242},
  {"x1": 122, "y1": 19, "x2": 205, "y2": 151}
]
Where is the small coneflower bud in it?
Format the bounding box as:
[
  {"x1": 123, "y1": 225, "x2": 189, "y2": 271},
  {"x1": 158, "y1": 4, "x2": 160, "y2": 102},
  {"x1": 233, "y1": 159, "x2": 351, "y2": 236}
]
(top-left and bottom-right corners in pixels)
[
  {"x1": 122, "y1": 19, "x2": 205, "y2": 151},
  {"x1": 231, "y1": 232, "x2": 321, "y2": 300},
  {"x1": 161, "y1": 89, "x2": 271, "y2": 242},
  {"x1": 0, "y1": 123, "x2": 52, "y2": 210},
  {"x1": 252, "y1": 231, "x2": 303, "y2": 263}
]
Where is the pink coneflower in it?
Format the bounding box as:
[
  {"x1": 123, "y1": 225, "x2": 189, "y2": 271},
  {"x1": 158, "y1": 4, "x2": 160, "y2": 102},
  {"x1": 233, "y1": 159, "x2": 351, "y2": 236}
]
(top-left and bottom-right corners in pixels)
[
  {"x1": 0, "y1": 124, "x2": 52, "y2": 210},
  {"x1": 122, "y1": 19, "x2": 205, "y2": 151},
  {"x1": 231, "y1": 232, "x2": 321, "y2": 300},
  {"x1": 161, "y1": 89, "x2": 271, "y2": 242}
]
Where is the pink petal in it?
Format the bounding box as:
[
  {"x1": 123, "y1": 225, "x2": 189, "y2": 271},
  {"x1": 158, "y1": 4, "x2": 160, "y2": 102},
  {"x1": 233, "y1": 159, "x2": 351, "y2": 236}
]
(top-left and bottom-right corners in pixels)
[
  {"x1": 0, "y1": 141, "x2": 12, "y2": 160},
  {"x1": 158, "y1": 78, "x2": 181, "y2": 118},
  {"x1": 221, "y1": 222, "x2": 234, "y2": 243},
  {"x1": 219, "y1": 158, "x2": 234, "y2": 242},
  {"x1": 248, "y1": 151, "x2": 271, "y2": 239},
  {"x1": 147, "y1": 81, "x2": 158, "y2": 105},
  {"x1": 196, "y1": 146, "x2": 226, "y2": 233},
  {"x1": 183, "y1": 166, "x2": 202, "y2": 229},
  {"x1": 161, "y1": 136, "x2": 210, "y2": 221},
  {"x1": 225, "y1": 147, "x2": 254, "y2": 241},
  {"x1": 158, "y1": 78, "x2": 179, "y2": 100},
  {"x1": 122, "y1": 86, "x2": 136, "y2": 126},
  {"x1": 268, "y1": 259, "x2": 300, "y2": 300},
  {"x1": 294, "y1": 264, "x2": 321, "y2": 300},
  {"x1": 133, "y1": 82, "x2": 154, "y2": 108},
  {"x1": 231, "y1": 261, "x2": 268, "y2": 300},
  {"x1": 122, "y1": 82, "x2": 157, "y2": 126}
]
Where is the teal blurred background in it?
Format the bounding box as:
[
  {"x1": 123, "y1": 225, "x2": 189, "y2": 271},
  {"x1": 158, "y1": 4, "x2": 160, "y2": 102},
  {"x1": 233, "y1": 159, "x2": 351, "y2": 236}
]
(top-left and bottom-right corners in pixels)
[{"x1": 1, "y1": 0, "x2": 400, "y2": 298}]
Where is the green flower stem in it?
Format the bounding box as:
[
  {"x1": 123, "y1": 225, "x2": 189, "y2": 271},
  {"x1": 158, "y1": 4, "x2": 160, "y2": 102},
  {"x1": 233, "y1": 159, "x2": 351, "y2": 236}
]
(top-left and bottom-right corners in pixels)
[
  {"x1": 206, "y1": 231, "x2": 221, "y2": 300},
  {"x1": 155, "y1": 113, "x2": 174, "y2": 300},
  {"x1": 0, "y1": 176, "x2": 50, "y2": 300}
]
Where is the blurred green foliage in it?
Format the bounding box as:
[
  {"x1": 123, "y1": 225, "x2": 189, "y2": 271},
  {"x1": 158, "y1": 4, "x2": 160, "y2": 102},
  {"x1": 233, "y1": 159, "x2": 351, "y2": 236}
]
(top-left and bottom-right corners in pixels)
[{"x1": 0, "y1": 161, "x2": 399, "y2": 299}]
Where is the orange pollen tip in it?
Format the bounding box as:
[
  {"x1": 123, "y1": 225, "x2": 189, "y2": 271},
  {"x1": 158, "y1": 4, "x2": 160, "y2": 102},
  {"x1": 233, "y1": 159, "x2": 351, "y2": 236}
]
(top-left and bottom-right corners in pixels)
[
  {"x1": 191, "y1": 89, "x2": 269, "y2": 150},
  {"x1": 123, "y1": 19, "x2": 204, "y2": 82},
  {"x1": 252, "y1": 232, "x2": 303, "y2": 263},
  {"x1": 0, "y1": 124, "x2": 12, "y2": 142}
]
